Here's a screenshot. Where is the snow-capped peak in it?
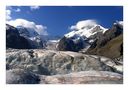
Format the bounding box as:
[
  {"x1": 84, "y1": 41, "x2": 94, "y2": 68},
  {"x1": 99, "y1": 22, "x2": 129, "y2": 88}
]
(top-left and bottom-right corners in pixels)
[
  {"x1": 114, "y1": 21, "x2": 123, "y2": 28},
  {"x1": 16, "y1": 26, "x2": 39, "y2": 37},
  {"x1": 65, "y1": 24, "x2": 108, "y2": 38},
  {"x1": 118, "y1": 21, "x2": 123, "y2": 26}
]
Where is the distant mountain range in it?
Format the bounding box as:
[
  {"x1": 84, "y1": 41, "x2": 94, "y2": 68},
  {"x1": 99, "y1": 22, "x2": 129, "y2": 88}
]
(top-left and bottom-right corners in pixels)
[
  {"x1": 6, "y1": 21, "x2": 123, "y2": 59},
  {"x1": 6, "y1": 24, "x2": 61, "y2": 49}
]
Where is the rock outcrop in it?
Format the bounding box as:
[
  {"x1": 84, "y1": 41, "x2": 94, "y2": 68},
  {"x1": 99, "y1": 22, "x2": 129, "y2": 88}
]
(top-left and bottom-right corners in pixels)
[
  {"x1": 57, "y1": 36, "x2": 84, "y2": 52},
  {"x1": 6, "y1": 69, "x2": 40, "y2": 84}
]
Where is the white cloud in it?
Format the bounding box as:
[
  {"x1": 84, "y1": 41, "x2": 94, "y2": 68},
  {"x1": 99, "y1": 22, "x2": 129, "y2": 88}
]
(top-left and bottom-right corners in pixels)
[
  {"x1": 6, "y1": 6, "x2": 12, "y2": 21},
  {"x1": 6, "y1": 9, "x2": 12, "y2": 20},
  {"x1": 30, "y1": 6, "x2": 40, "y2": 10},
  {"x1": 69, "y1": 25, "x2": 77, "y2": 31},
  {"x1": 69, "y1": 19, "x2": 98, "y2": 30},
  {"x1": 6, "y1": 6, "x2": 21, "y2": 21},
  {"x1": 7, "y1": 18, "x2": 48, "y2": 35},
  {"x1": 15, "y1": 8, "x2": 21, "y2": 12},
  {"x1": 36, "y1": 25, "x2": 48, "y2": 35}
]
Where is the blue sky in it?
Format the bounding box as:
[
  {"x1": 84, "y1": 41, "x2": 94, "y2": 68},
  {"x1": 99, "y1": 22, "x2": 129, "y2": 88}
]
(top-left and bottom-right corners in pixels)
[{"x1": 6, "y1": 6, "x2": 123, "y2": 36}]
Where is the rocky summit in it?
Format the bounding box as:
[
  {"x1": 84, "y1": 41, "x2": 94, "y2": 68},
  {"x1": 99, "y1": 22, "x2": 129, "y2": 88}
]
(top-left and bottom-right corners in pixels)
[{"x1": 6, "y1": 49, "x2": 123, "y2": 84}]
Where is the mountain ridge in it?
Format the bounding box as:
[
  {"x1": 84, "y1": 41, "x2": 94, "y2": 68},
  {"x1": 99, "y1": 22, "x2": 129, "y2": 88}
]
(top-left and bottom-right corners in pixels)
[{"x1": 57, "y1": 21, "x2": 123, "y2": 59}]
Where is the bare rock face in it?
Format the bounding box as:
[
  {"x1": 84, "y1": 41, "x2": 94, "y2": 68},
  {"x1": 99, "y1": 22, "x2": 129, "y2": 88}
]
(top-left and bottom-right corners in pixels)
[
  {"x1": 57, "y1": 36, "x2": 84, "y2": 52},
  {"x1": 6, "y1": 69, "x2": 40, "y2": 84}
]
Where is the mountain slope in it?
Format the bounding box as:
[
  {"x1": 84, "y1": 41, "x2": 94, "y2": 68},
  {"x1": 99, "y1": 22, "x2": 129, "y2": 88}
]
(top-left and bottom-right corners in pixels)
[
  {"x1": 6, "y1": 24, "x2": 32, "y2": 49},
  {"x1": 6, "y1": 24, "x2": 46, "y2": 49},
  {"x1": 57, "y1": 21, "x2": 123, "y2": 59},
  {"x1": 58, "y1": 24, "x2": 108, "y2": 51},
  {"x1": 85, "y1": 21, "x2": 123, "y2": 59},
  {"x1": 16, "y1": 26, "x2": 45, "y2": 48},
  {"x1": 86, "y1": 34, "x2": 123, "y2": 59},
  {"x1": 16, "y1": 26, "x2": 39, "y2": 38}
]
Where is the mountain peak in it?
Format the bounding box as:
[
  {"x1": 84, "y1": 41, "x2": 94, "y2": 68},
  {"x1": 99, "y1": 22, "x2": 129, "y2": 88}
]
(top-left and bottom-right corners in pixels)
[
  {"x1": 65, "y1": 24, "x2": 108, "y2": 38},
  {"x1": 16, "y1": 26, "x2": 39, "y2": 37},
  {"x1": 113, "y1": 21, "x2": 123, "y2": 28}
]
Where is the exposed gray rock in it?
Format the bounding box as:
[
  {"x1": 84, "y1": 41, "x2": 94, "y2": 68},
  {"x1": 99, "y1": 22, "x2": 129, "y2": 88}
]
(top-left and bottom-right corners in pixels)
[
  {"x1": 6, "y1": 69, "x2": 40, "y2": 84},
  {"x1": 57, "y1": 36, "x2": 84, "y2": 52}
]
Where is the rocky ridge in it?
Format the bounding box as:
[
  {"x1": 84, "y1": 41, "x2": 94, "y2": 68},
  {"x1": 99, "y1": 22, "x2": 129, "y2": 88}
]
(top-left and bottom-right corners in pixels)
[
  {"x1": 85, "y1": 21, "x2": 123, "y2": 59},
  {"x1": 57, "y1": 21, "x2": 123, "y2": 59}
]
